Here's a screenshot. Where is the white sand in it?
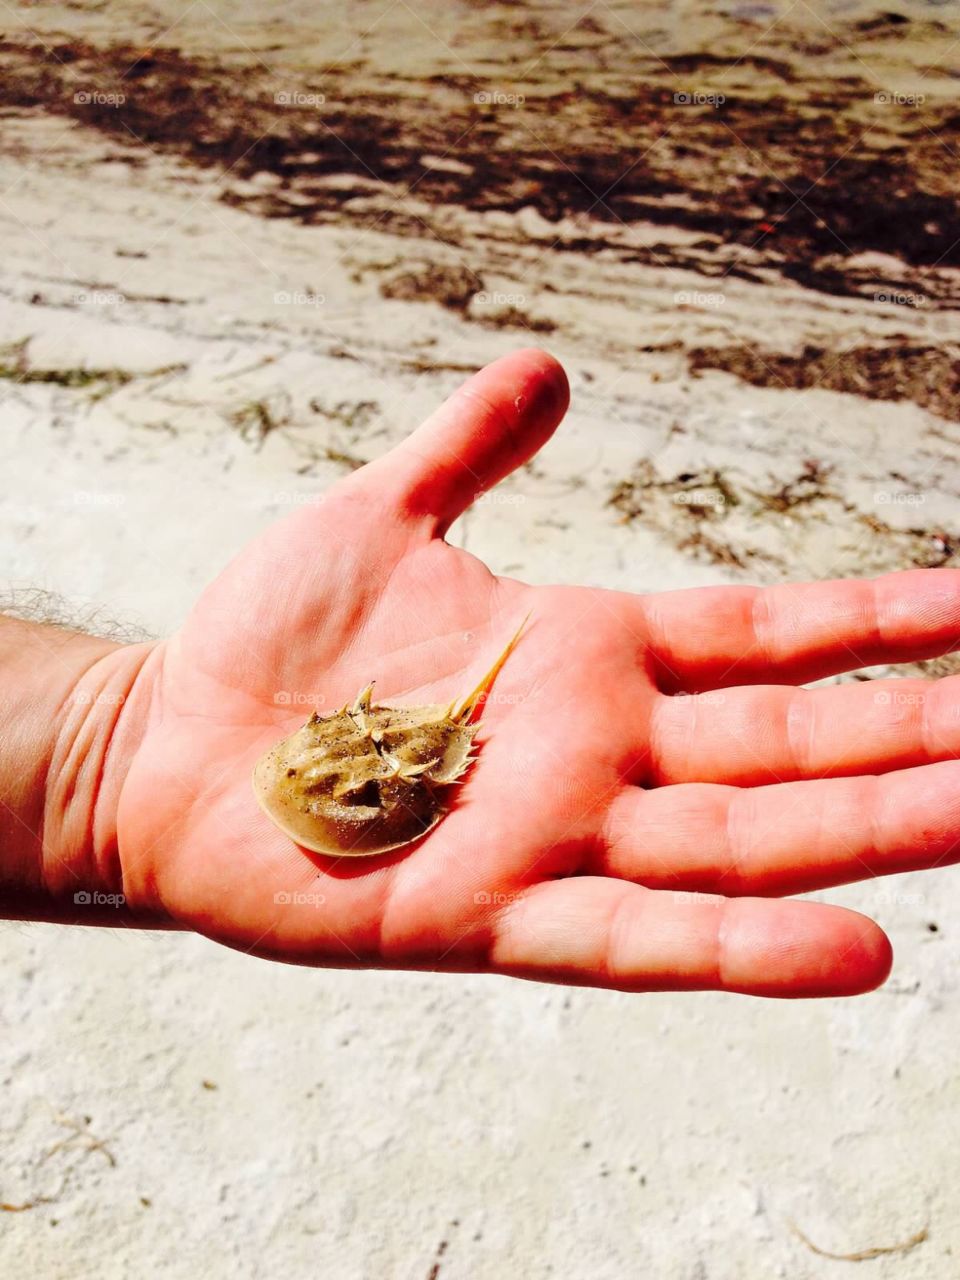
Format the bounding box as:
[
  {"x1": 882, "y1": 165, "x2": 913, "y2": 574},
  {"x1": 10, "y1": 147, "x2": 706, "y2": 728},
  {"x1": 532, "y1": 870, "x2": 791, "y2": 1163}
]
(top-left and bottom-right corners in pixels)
[{"x1": 1, "y1": 17, "x2": 959, "y2": 1277}]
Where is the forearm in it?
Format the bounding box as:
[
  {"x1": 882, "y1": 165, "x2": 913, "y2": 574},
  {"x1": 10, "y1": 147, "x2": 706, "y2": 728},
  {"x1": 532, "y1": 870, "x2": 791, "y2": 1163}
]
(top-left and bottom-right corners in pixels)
[{"x1": 0, "y1": 614, "x2": 157, "y2": 922}]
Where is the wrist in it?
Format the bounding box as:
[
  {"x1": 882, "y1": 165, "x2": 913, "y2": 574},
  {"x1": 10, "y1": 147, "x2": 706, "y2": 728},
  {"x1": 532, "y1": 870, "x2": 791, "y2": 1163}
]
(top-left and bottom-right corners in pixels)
[{"x1": 0, "y1": 616, "x2": 160, "y2": 922}]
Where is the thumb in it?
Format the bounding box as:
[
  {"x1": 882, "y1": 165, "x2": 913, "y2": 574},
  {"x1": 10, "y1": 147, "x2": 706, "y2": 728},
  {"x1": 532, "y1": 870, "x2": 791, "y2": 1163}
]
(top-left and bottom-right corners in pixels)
[{"x1": 358, "y1": 347, "x2": 569, "y2": 536}]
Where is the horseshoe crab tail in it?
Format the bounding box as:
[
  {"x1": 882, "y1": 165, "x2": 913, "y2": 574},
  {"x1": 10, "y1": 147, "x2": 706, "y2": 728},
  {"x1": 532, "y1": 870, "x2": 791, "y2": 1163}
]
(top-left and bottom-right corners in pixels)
[{"x1": 450, "y1": 612, "x2": 531, "y2": 724}]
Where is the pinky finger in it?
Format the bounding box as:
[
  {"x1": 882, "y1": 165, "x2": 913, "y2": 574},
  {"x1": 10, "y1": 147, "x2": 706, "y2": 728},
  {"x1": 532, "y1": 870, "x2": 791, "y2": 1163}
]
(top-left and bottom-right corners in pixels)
[{"x1": 488, "y1": 878, "x2": 892, "y2": 997}]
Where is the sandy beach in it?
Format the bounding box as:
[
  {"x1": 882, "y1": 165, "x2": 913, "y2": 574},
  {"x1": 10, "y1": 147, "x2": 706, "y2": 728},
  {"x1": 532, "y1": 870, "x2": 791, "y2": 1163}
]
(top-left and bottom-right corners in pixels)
[{"x1": 1, "y1": 1, "x2": 959, "y2": 1275}]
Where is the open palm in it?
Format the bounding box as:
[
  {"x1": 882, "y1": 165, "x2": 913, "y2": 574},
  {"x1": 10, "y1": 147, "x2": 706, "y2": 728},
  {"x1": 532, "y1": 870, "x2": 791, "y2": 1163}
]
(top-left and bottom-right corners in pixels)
[{"x1": 118, "y1": 349, "x2": 960, "y2": 996}]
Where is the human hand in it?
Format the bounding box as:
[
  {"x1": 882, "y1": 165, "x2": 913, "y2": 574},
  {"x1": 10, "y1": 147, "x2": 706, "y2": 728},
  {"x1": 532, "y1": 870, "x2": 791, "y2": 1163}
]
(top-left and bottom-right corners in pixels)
[{"x1": 51, "y1": 349, "x2": 960, "y2": 995}]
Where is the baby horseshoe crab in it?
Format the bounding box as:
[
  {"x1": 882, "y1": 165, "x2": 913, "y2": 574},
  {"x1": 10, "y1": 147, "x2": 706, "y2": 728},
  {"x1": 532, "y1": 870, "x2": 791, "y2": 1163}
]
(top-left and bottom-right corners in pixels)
[{"x1": 252, "y1": 617, "x2": 528, "y2": 857}]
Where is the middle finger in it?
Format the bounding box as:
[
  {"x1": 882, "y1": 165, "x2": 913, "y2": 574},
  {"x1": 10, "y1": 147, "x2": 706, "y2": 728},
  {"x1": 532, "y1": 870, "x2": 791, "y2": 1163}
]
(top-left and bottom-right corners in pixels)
[{"x1": 647, "y1": 676, "x2": 960, "y2": 786}]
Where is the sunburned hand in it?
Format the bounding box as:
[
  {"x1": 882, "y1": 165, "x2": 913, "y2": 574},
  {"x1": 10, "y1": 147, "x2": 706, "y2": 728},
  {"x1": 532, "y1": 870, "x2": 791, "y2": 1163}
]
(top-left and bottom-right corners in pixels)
[{"x1": 45, "y1": 349, "x2": 960, "y2": 995}]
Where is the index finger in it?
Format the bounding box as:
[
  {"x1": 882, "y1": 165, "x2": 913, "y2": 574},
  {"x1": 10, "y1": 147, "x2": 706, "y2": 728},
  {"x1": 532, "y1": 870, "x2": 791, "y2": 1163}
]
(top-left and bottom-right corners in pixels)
[{"x1": 642, "y1": 570, "x2": 960, "y2": 691}]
